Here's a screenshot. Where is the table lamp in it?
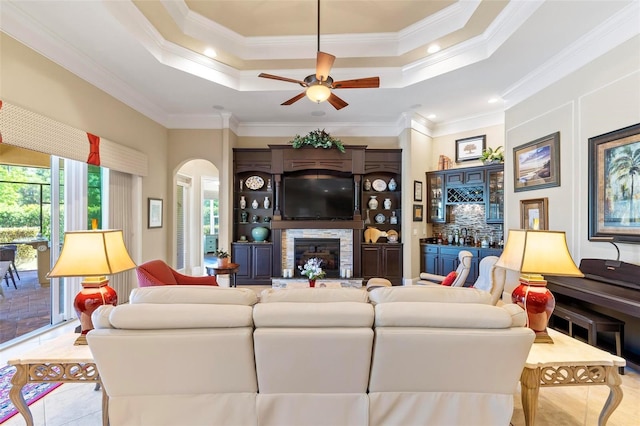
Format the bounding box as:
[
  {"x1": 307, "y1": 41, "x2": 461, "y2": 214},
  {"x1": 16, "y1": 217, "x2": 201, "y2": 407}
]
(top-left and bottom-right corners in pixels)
[
  {"x1": 47, "y1": 229, "x2": 136, "y2": 345},
  {"x1": 495, "y1": 229, "x2": 583, "y2": 343}
]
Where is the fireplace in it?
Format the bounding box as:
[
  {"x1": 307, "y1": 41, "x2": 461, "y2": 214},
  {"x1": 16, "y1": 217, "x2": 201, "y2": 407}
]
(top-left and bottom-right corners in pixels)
[{"x1": 294, "y1": 238, "x2": 340, "y2": 278}]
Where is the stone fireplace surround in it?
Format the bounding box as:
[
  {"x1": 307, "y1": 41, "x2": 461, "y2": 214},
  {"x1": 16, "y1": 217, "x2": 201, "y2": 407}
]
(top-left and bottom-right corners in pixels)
[{"x1": 282, "y1": 229, "x2": 354, "y2": 277}]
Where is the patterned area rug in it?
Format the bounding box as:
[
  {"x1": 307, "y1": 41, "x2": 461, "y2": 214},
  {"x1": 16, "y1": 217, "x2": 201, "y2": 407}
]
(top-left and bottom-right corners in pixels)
[{"x1": 0, "y1": 365, "x2": 62, "y2": 423}]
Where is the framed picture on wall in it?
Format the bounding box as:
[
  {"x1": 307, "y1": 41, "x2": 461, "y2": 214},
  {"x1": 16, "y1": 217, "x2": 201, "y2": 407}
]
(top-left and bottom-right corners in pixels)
[
  {"x1": 414, "y1": 180, "x2": 423, "y2": 202},
  {"x1": 588, "y1": 122, "x2": 640, "y2": 243},
  {"x1": 455, "y1": 135, "x2": 486, "y2": 163},
  {"x1": 513, "y1": 132, "x2": 560, "y2": 192},
  {"x1": 520, "y1": 198, "x2": 548, "y2": 230},
  {"x1": 148, "y1": 198, "x2": 163, "y2": 229},
  {"x1": 413, "y1": 204, "x2": 424, "y2": 222}
]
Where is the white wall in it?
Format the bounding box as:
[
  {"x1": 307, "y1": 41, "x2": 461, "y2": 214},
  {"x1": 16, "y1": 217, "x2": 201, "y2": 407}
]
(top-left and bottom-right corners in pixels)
[{"x1": 504, "y1": 35, "x2": 640, "y2": 355}]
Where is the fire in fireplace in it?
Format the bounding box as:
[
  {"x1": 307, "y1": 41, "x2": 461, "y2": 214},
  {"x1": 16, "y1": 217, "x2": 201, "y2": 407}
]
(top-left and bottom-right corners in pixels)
[{"x1": 294, "y1": 238, "x2": 340, "y2": 278}]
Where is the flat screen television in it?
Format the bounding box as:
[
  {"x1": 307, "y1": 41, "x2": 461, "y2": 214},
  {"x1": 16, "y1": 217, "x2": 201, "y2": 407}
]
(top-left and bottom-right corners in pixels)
[{"x1": 283, "y1": 173, "x2": 354, "y2": 220}]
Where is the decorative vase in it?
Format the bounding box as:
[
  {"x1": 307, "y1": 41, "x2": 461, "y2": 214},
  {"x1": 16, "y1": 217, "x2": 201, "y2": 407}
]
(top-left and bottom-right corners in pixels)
[
  {"x1": 309, "y1": 279, "x2": 316, "y2": 288},
  {"x1": 388, "y1": 178, "x2": 397, "y2": 191},
  {"x1": 240, "y1": 211, "x2": 248, "y2": 223},
  {"x1": 512, "y1": 279, "x2": 555, "y2": 343},
  {"x1": 383, "y1": 198, "x2": 391, "y2": 209},
  {"x1": 239, "y1": 195, "x2": 246, "y2": 209},
  {"x1": 363, "y1": 179, "x2": 372, "y2": 191},
  {"x1": 264, "y1": 196, "x2": 270, "y2": 209},
  {"x1": 251, "y1": 226, "x2": 269, "y2": 242},
  {"x1": 390, "y1": 211, "x2": 398, "y2": 224},
  {"x1": 252, "y1": 199, "x2": 259, "y2": 209},
  {"x1": 368, "y1": 195, "x2": 378, "y2": 209},
  {"x1": 267, "y1": 178, "x2": 272, "y2": 191}
]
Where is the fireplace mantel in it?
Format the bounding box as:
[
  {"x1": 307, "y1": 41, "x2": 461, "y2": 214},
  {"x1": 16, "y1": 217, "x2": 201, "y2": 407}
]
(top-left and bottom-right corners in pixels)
[{"x1": 270, "y1": 220, "x2": 364, "y2": 230}]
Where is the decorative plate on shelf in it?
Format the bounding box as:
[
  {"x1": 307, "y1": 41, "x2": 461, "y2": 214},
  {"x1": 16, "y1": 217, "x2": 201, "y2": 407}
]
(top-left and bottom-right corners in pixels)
[
  {"x1": 372, "y1": 179, "x2": 387, "y2": 192},
  {"x1": 375, "y1": 213, "x2": 386, "y2": 224},
  {"x1": 245, "y1": 175, "x2": 264, "y2": 190}
]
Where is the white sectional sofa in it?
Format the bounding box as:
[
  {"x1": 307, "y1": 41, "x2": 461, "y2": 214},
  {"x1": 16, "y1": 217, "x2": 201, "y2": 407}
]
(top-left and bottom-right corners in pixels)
[{"x1": 87, "y1": 285, "x2": 534, "y2": 426}]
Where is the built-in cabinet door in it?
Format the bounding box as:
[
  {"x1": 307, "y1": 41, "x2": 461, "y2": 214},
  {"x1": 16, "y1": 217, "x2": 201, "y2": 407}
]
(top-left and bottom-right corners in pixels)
[
  {"x1": 252, "y1": 244, "x2": 273, "y2": 280},
  {"x1": 232, "y1": 243, "x2": 252, "y2": 281},
  {"x1": 362, "y1": 243, "x2": 403, "y2": 285}
]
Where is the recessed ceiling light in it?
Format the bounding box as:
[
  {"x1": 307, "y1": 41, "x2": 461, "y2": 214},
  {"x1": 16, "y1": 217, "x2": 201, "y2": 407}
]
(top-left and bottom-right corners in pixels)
[
  {"x1": 488, "y1": 97, "x2": 501, "y2": 104},
  {"x1": 427, "y1": 44, "x2": 441, "y2": 54},
  {"x1": 427, "y1": 114, "x2": 436, "y2": 120},
  {"x1": 311, "y1": 111, "x2": 326, "y2": 117},
  {"x1": 204, "y1": 48, "x2": 217, "y2": 58},
  {"x1": 212, "y1": 105, "x2": 224, "y2": 110}
]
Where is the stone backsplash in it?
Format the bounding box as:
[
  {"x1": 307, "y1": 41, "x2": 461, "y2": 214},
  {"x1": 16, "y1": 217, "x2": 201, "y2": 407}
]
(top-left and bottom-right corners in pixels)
[{"x1": 432, "y1": 204, "x2": 503, "y2": 246}]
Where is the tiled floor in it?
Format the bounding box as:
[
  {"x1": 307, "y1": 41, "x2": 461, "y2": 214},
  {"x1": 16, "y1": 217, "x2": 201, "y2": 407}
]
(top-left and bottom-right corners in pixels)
[
  {"x1": 1, "y1": 283, "x2": 639, "y2": 425},
  {"x1": 0, "y1": 270, "x2": 50, "y2": 345}
]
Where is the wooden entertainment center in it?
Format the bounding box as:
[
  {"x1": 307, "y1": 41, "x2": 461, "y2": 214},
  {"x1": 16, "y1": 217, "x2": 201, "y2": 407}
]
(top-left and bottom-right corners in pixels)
[{"x1": 232, "y1": 145, "x2": 402, "y2": 285}]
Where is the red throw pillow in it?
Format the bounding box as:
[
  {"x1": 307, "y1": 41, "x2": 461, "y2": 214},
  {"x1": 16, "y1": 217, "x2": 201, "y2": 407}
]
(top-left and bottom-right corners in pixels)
[{"x1": 441, "y1": 271, "x2": 457, "y2": 286}]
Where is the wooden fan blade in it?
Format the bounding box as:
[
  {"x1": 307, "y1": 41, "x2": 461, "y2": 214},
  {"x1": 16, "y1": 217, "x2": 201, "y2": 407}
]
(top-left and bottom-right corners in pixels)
[
  {"x1": 315, "y1": 51, "x2": 335, "y2": 82},
  {"x1": 259, "y1": 73, "x2": 306, "y2": 87},
  {"x1": 281, "y1": 92, "x2": 306, "y2": 106},
  {"x1": 333, "y1": 77, "x2": 380, "y2": 89},
  {"x1": 327, "y1": 93, "x2": 348, "y2": 110}
]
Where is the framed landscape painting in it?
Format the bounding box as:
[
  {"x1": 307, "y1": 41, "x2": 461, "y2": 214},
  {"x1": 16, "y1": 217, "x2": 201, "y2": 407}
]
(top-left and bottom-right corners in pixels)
[
  {"x1": 588, "y1": 123, "x2": 640, "y2": 243},
  {"x1": 513, "y1": 132, "x2": 560, "y2": 192}
]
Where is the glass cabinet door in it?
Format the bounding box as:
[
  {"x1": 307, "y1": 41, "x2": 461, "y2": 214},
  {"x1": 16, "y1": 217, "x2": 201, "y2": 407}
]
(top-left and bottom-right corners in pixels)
[
  {"x1": 427, "y1": 172, "x2": 446, "y2": 223},
  {"x1": 486, "y1": 166, "x2": 504, "y2": 223}
]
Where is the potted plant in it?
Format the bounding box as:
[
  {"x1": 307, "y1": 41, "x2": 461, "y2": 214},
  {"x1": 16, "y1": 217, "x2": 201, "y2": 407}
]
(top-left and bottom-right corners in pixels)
[
  {"x1": 214, "y1": 248, "x2": 230, "y2": 266},
  {"x1": 290, "y1": 129, "x2": 346, "y2": 153},
  {"x1": 480, "y1": 146, "x2": 504, "y2": 165}
]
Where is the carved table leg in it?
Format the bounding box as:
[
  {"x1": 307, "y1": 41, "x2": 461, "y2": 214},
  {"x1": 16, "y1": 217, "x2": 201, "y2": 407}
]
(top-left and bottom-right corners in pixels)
[
  {"x1": 520, "y1": 367, "x2": 541, "y2": 426},
  {"x1": 9, "y1": 364, "x2": 34, "y2": 426},
  {"x1": 599, "y1": 366, "x2": 623, "y2": 426}
]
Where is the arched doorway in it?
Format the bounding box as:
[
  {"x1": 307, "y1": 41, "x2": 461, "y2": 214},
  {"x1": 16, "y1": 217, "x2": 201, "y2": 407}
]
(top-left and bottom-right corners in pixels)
[{"x1": 174, "y1": 159, "x2": 219, "y2": 275}]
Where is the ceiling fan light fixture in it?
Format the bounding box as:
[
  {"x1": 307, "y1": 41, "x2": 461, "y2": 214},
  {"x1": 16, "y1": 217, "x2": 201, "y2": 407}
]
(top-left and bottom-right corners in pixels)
[{"x1": 306, "y1": 84, "x2": 331, "y2": 103}]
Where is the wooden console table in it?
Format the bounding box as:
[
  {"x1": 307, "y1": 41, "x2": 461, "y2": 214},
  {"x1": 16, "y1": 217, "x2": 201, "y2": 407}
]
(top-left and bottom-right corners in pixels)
[
  {"x1": 521, "y1": 328, "x2": 626, "y2": 426},
  {"x1": 7, "y1": 333, "x2": 107, "y2": 426}
]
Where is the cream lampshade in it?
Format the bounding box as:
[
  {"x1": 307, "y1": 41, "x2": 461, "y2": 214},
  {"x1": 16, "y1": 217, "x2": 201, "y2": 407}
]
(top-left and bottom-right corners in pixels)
[
  {"x1": 48, "y1": 229, "x2": 136, "y2": 345},
  {"x1": 495, "y1": 229, "x2": 583, "y2": 343}
]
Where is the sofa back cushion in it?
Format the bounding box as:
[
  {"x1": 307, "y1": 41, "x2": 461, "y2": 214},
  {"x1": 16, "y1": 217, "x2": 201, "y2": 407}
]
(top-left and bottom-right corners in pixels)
[
  {"x1": 368, "y1": 285, "x2": 491, "y2": 305},
  {"x1": 259, "y1": 287, "x2": 368, "y2": 303},
  {"x1": 130, "y1": 285, "x2": 257, "y2": 305}
]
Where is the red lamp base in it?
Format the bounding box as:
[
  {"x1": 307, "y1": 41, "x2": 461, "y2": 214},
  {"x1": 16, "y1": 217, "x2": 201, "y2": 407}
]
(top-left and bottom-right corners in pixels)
[
  {"x1": 511, "y1": 276, "x2": 555, "y2": 344},
  {"x1": 74, "y1": 276, "x2": 117, "y2": 345}
]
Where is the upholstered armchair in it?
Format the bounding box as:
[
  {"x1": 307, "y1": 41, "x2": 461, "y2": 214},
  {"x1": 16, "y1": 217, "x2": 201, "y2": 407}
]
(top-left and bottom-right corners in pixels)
[
  {"x1": 472, "y1": 255, "x2": 506, "y2": 305},
  {"x1": 417, "y1": 250, "x2": 473, "y2": 287},
  {"x1": 136, "y1": 259, "x2": 218, "y2": 287}
]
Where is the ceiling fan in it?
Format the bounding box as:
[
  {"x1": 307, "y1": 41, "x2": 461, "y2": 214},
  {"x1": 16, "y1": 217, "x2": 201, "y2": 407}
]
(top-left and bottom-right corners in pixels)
[{"x1": 258, "y1": 0, "x2": 380, "y2": 110}]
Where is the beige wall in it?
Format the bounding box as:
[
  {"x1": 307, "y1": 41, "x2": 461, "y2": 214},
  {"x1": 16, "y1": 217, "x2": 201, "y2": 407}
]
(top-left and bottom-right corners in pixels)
[
  {"x1": 430, "y1": 124, "x2": 505, "y2": 171},
  {"x1": 1, "y1": 33, "x2": 169, "y2": 262},
  {"x1": 407, "y1": 128, "x2": 433, "y2": 280}
]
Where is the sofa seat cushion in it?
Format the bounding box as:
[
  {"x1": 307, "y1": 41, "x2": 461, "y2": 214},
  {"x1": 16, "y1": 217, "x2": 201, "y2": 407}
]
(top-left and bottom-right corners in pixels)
[
  {"x1": 259, "y1": 288, "x2": 369, "y2": 303},
  {"x1": 253, "y1": 302, "x2": 374, "y2": 328},
  {"x1": 368, "y1": 285, "x2": 491, "y2": 305},
  {"x1": 374, "y1": 303, "x2": 524, "y2": 328},
  {"x1": 130, "y1": 286, "x2": 258, "y2": 306}
]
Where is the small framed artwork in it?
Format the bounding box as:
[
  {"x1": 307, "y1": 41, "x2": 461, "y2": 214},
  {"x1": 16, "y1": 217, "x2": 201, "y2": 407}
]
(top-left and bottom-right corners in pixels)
[
  {"x1": 414, "y1": 180, "x2": 423, "y2": 202},
  {"x1": 520, "y1": 198, "x2": 548, "y2": 230},
  {"x1": 148, "y1": 198, "x2": 163, "y2": 229},
  {"x1": 455, "y1": 135, "x2": 486, "y2": 163},
  {"x1": 588, "y1": 123, "x2": 640, "y2": 243},
  {"x1": 513, "y1": 132, "x2": 560, "y2": 192},
  {"x1": 413, "y1": 204, "x2": 423, "y2": 222}
]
